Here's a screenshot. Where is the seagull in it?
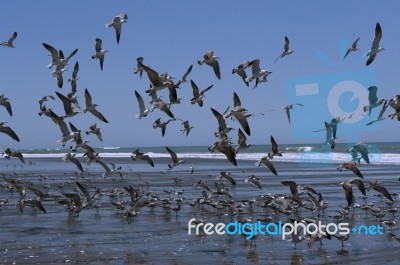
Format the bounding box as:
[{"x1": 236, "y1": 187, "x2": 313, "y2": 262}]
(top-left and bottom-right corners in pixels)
[
  {"x1": 179, "y1": 64, "x2": 193, "y2": 83},
  {"x1": 153, "y1": 118, "x2": 175, "y2": 137},
  {"x1": 190, "y1": 80, "x2": 213, "y2": 107},
  {"x1": 42, "y1": 43, "x2": 78, "y2": 69},
  {"x1": 245, "y1": 175, "x2": 262, "y2": 190},
  {"x1": 366, "y1": 23, "x2": 384, "y2": 66},
  {"x1": 284, "y1": 103, "x2": 304, "y2": 124},
  {"x1": 19, "y1": 199, "x2": 46, "y2": 214},
  {"x1": 85, "y1": 123, "x2": 103, "y2": 142},
  {"x1": 63, "y1": 153, "x2": 83, "y2": 172},
  {"x1": 232, "y1": 61, "x2": 250, "y2": 86},
  {"x1": 134, "y1": 90, "x2": 150, "y2": 119},
  {"x1": 324, "y1": 121, "x2": 335, "y2": 150},
  {"x1": 268, "y1": 135, "x2": 283, "y2": 159},
  {"x1": 180, "y1": 120, "x2": 194, "y2": 136},
  {"x1": 51, "y1": 63, "x2": 66, "y2": 88},
  {"x1": 256, "y1": 156, "x2": 278, "y2": 175},
  {"x1": 253, "y1": 73, "x2": 272, "y2": 89},
  {"x1": 368, "y1": 180, "x2": 394, "y2": 202},
  {"x1": 0, "y1": 94, "x2": 12, "y2": 116},
  {"x1": 55, "y1": 92, "x2": 80, "y2": 118},
  {"x1": 198, "y1": 50, "x2": 221, "y2": 80},
  {"x1": 1, "y1": 148, "x2": 25, "y2": 164},
  {"x1": 151, "y1": 100, "x2": 175, "y2": 118},
  {"x1": 235, "y1": 128, "x2": 251, "y2": 154},
  {"x1": 347, "y1": 142, "x2": 370, "y2": 164},
  {"x1": 106, "y1": 12, "x2": 128, "y2": 44},
  {"x1": 0, "y1": 121, "x2": 20, "y2": 142},
  {"x1": 224, "y1": 92, "x2": 251, "y2": 136},
  {"x1": 67, "y1": 61, "x2": 79, "y2": 92},
  {"x1": 343, "y1": 37, "x2": 360, "y2": 60},
  {"x1": 96, "y1": 160, "x2": 123, "y2": 178},
  {"x1": 165, "y1": 146, "x2": 185, "y2": 170},
  {"x1": 210, "y1": 108, "x2": 234, "y2": 136},
  {"x1": 245, "y1": 59, "x2": 272, "y2": 84},
  {"x1": 366, "y1": 100, "x2": 388, "y2": 126},
  {"x1": 91, "y1": 38, "x2": 108, "y2": 71},
  {"x1": 388, "y1": 95, "x2": 400, "y2": 121},
  {"x1": 338, "y1": 180, "x2": 355, "y2": 207},
  {"x1": 217, "y1": 171, "x2": 236, "y2": 186},
  {"x1": 274, "y1": 36, "x2": 294, "y2": 63},
  {"x1": 133, "y1": 57, "x2": 145, "y2": 78},
  {"x1": 281, "y1": 181, "x2": 302, "y2": 196},
  {"x1": 349, "y1": 178, "x2": 367, "y2": 197},
  {"x1": 141, "y1": 63, "x2": 174, "y2": 93},
  {"x1": 0, "y1": 32, "x2": 17, "y2": 48},
  {"x1": 83, "y1": 88, "x2": 109, "y2": 123},
  {"x1": 337, "y1": 162, "x2": 363, "y2": 178},
  {"x1": 363, "y1": 86, "x2": 385, "y2": 116},
  {"x1": 67, "y1": 91, "x2": 81, "y2": 110},
  {"x1": 131, "y1": 149, "x2": 154, "y2": 167}
]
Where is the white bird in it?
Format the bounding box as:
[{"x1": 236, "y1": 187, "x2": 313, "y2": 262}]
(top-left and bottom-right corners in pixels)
[
  {"x1": 245, "y1": 59, "x2": 272, "y2": 84},
  {"x1": 91, "y1": 38, "x2": 108, "y2": 71},
  {"x1": 0, "y1": 32, "x2": 17, "y2": 48},
  {"x1": 106, "y1": 12, "x2": 128, "y2": 44},
  {"x1": 83, "y1": 89, "x2": 109, "y2": 123},
  {"x1": 366, "y1": 23, "x2": 384, "y2": 66},
  {"x1": 274, "y1": 36, "x2": 294, "y2": 63},
  {"x1": 343, "y1": 37, "x2": 360, "y2": 60},
  {"x1": 198, "y1": 50, "x2": 221, "y2": 80},
  {"x1": 232, "y1": 61, "x2": 250, "y2": 87},
  {"x1": 135, "y1": 90, "x2": 150, "y2": 119}
]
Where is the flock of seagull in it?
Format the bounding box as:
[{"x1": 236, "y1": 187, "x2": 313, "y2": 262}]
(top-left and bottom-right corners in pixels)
[{"x1": 1, "y1": 13, "x2": 400, "y2": 253}]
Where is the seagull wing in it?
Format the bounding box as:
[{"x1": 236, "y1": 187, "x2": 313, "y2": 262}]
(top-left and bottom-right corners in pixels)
[
  {"x1": 211, "y1": 108, "x2": 228, "y2": 133},
  {"x1": 42, "y1": 43, "x2": 59, "y2": 62},
  {"x1": 65, "y1": 48, "x2": 78, "y2": 63},
  {"x1": 165, "y1": 146, "x2": 178, "y2": 163},
  {"x1": 190, "y1": 80, "x2": 200, "y2": 98},
  {"x1": 352, "y1": 37, "x2": 360, "y2": 49},
  {"x1": 235, "y1": 113, "x2": 251, "y2": 136},
  {"x1": 271, "y1": 135, "x2": 279, "y2": 153},
  {"x1": 0, "y1": 100, "x2": 12, "y2": 116},
  {"x1": 56, "y1": 92, "x2": 73, "y2": 115},
  {"x1": 89, "y1": 109, "x2": 109, "y2": 123},
  {"x1": 250, "y1": 59, "x2": 261, "y2": 75},
  {"x1": 371, "y1": 23, "x2": 382, "y2": 50},
  {"x1": 95, "y1": 38, "x2": 102, "y2": 52},
  {"x1": 138, "y1": 62, "x2": 163, "y2": 87},
  {"x1": 181, "y1": 64, "x2": 193, "y2": 81},
  {"x1": 206, "y1": 60, "x2": 221, "y2": 80},
  {"x1": 84, "y1": 89, "x2": 93, "y2": 108},
  {"x1": 69, "y1": 156, "x2": 83, "y2": 172},
  {"x1": 135, "y1": 90, "x2": 146, "y2": 113},
  {"x1": 0, "y1": 126, "x2": 20, "y2": 142},
  {"x1": 233, "y1": 92, "x2": 241, "y2": 108}
]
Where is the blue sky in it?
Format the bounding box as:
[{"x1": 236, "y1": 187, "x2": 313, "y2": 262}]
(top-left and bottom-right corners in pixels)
[{"x1": 1, "y1": 1, "x2": 399, "y2": 150}]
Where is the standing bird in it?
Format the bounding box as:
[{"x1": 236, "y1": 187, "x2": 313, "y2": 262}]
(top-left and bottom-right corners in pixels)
[
  {"x1": 232, "y1": 61, "x2": 251, "y2": 87},
  {"x1": 91, "y1": 38, "x2": 108, "y2": 71},
  {"x1": 284, "y1": 103, "x2": 304, "y2": 124},
  {"x1": 198, "y1": 50, "x2": 221, "y2": 80},
  {"x1": 274, "y1": 36, "x2": 294, "y2": 63},
  {"x1": 106, "y1": 12, "x2": 128, "y2": 44},
  {"x1": 83, "y1": 89, "x2": 109, "y2": 123},
  {"x1": 0, "y1": 94, "x2": 12, "y2": 116},
  {"x1": 0, "y1": 32, "x2": 17, "y2": 48},
  {"x1": 165, "y1": 146, "x2": 185, "y2": 170},
  {"x1": 343, "y1": 37, "x2": 360, "y2": 60},
  {"x1": 190, "y1": 80, "x2": 213, "y2": 107},
  {"x1": 366, "y1": 23, "x2": 384, "y2": 66}
]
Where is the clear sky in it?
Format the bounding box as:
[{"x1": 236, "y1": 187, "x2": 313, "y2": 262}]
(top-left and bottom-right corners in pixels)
[{"x1": 1, "y1": 1, "x2": 399, "y2": 150}]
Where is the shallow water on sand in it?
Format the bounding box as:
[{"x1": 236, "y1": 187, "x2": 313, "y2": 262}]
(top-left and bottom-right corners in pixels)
[{"x1": 0, "y1": 157, "x2": 399, "y2": 264}]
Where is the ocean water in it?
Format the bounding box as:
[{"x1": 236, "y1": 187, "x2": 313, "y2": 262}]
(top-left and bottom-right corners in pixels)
[{"x1": 0, "y1": 143, "x2": 399, "y2": 264}]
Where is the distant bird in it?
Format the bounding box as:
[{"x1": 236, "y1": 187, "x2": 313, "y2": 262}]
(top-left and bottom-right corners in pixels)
[
  {"x1": 180, "y1": 120, "x2": 194, "y2": 136},
  {"x1": 274, "y1": 36, "x2": 294, "y2": 63},
  {"x1": 91, "y1": 38, "x2": 108, "y2": 71},
  {"x1": 190, "y1": 80, "x2": 213, "y2": 107},
  {"x1": 347, "y1": 142, "x2": 370, "y2": 164},
  {"x1": 232, "y1": 61, "x2": 250, "y2": 86},
  {"x1": 0, "y1": 94, "x2": 12, "y2": 116},
  {"x1": 134, "y1": 90, "x2": 150, "y2": 119},
  {"x1": 0, "y1": 121, "x2": 20, "y2": 142},
  {"x1": 245, "y1": 59, "x2": 272, "y2": 84},
  {"x1": 133, "y1": 57, "x2": 144, "y2": 78},
  {"x1": 363, "y1": 86, "x2": 385, "y2": 116},
  {"x1": 366, "y1": 23, "x2": 384, "y2": 66},
  {"x1": 284, "y1": 103, "x2": 304, "y2": 124},
  {"x1": 368, "y1": 180, "x2": 394, "y2": 202},
  {"x1": 63, "y1": 153, "x2": 83, "y2": 172},
  {"x1": 0, "y1": 32, "x2": 17, "y2": 48},
  {"x1": 281, "y1": 181, "x2": 302, "y2": 196},
  {"x1": 366, "y1": 100, "x2": 388, "y2": 126},
  {"x1": 1, "y1": 148, "x2": 25, "y2": 164},
  {"x1": 337, "y1": 162, "x2": 363, "y2": 178},
  {"x1": 67, "y1": 61, "x2": 79, "y2": 92},
  {"x1": 83, "y1": 89, "x2": 109, "y2": 123},
  {"x1": 165, "y1": 146, "x2": 185, "y2": 169},
  {"x1": 198, "y1": 50, "x2": 221, "y2": 80},
  {"x1": 268, "y1": 135, "x2": 283, "y2": 159},
  {"x1": 153, "y1": 118, "x2": 175, "y2": 137},
  {"x1": 85, "y1": 123, "x2": 103, "y2": 142},
  {"x1": 343, "y1": 37, "x2": 360, "y2": 60},
  {"x1": 235, "y1": 128, "x2": 251, "y2": 154},
  {"x1": 131, "y1": 149, "x2": 154, "y2": 167},
  {"x1": 106, "y1": 12, "x2": 128, "y2": 44},
  {"x1": 256, "y1": 156, "x2": 278, "y2": 175},
  {"x1": 245, "y1": 175, "x2": 262, "y2": 189}
]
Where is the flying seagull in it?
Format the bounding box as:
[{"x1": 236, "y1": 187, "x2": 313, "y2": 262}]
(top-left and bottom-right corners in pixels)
[
  {"x1": 180, "y1": 120, "x2": 194, "y2": 136},
  {"x1": 165, "y1": 146, "x2": 185, "y2": 170},
  {"x1": 198, "y1": 50, "x2": 221, "y2": 80},
  {"x1": 343, "y1": 37, "x2": 360, "y2": 60},
  {"x1": 0, "y1": 32, "x2": 17, "y2": 48},
  {"x1": 83, "y1": 88, "x2": 109, "y2": 123},
  {"x1": 42, "y1": 43, "x2": 78, "y2": 69},
  {"x1": 274, "y1": 36, "x2": 294, "y2": 63},
  {"x1": 85, "y1": 123, "x2": 103, "y2": 142},
  {"x1": 347, "y1": 142, "x2": 370, "y2": 164},
  {"x1": 190, "y1": 80, "x2": 213, "y2": 107},
  {"x1": 284, "y1": 103, "x2": 304, "y2": 124},
  {"x1": 363, "y1": 86, "x2": 385, "y2": 116},
  {"x1": 366, "y1": 100, "x2": 388, "y2": 126},
  {"x1": 337, "y1": 162, "x2": 364, "y2": 178},
  {"x1": 1, "y1": 148, "x2": 25, "y2": 164},
  {"x1": 245, "y1": 59, "x2": 272, "y2": 84},
  {"x1": 91, "y1": 38, "x2": 108, "y2": 71},
  {"x1": 0, "y1": 121, "x2": 20, "y2": 142},
  {"x1": 153, "y1": 117, "x2": 175, "y2": 137},
  {"x1": 232, "y1": 61, "x2": 251, "y2": 87},
  {"x1": 0, "y1": 94, "x2": 12, "y2": 116},
  {"x1": 133, "y1": 57, "x2": 144, "y2": 78},
  {"x1": 106, "y1": 12, "x2": 128, "y2": 44},
  {"x1": 55, "y1": 91, "x2": 80, "y2": 118},
  {"x1": 256, "y1": 156, "x2": 278, "y2": 175},
  {"x1": 131, "y1": 149, "x2": 154, "y2": 167},
  {"x1": 235, "y1": 128, "x2": 251, "y2": 154},
  {"x1": 63, "y1": 153, "x2": 83, "y2": 172},
  {"x1": 366, "y1": 23, "x2": 384, "y2": 66},
  {"x1": 134, "y1": 90, "x2": 150, "y2": 119},
  {"x1": 68, "y1": 61, "x2": 79, "y2": 92},
  {"x1": 268, "y1": 135, "x2": 283, "y2": 159}
]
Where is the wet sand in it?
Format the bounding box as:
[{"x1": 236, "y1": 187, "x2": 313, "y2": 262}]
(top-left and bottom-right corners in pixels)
[{"x1": 0, "y1": 157, "x2": 399, "y2": 264}]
